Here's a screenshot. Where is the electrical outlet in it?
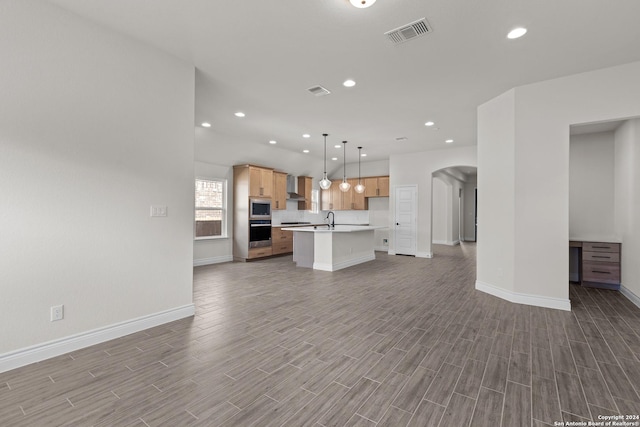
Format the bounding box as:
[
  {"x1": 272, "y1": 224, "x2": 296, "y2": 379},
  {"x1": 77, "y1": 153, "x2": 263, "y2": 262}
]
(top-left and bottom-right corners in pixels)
[
  {"x1": 383, "y1": 238, "x2": 388, "y2": 246},
  {"x1": 51, "y1": 305, "x2": 64, "y2": 322}
]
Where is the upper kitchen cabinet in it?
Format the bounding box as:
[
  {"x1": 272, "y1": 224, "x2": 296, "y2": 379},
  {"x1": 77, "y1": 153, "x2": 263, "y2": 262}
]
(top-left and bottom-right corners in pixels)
[
  {"x1": 364, "y1": 176, "x2": 389, "y2": 197},
  {"x1": 273, "y1": 171, "x2": 288, "y2": 210},
  {"x1": 297, "y1": 176, "x2": 312, "y2": 210},
  {"x1": 321, "y1": 185, "x2": 343, "y2": 210},
  {"x1": 249, "y1": 165, "x2": 273, "y2": 197},
  {"x1": 345, "y1": 178, "x2": 366, "y2": 210}
]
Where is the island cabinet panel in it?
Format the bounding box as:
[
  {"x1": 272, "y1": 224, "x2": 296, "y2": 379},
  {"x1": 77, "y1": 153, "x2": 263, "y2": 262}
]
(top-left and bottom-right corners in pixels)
[
  {"x1": 249, "y1": 166, "x2": 273, "y2": 197},
  {"x1": 273, "y1": 171, "x2": 288, "y2": 210},
  {"x1": 272, "y1": 227, "x2": 293, "y2": 255}
]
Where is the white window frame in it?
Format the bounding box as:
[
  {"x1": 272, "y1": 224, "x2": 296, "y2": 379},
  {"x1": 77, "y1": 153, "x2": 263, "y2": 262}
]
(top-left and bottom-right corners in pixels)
[{"x1": 194, "y1": 177, "x2": 228, "y2": 240}]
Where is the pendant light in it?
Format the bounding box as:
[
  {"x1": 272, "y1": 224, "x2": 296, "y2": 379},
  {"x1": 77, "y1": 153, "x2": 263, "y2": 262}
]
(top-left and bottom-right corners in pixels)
[
  {"x1": 339, "y1": 141, "x2": 351, "y2": 192},
  {"x1": 354, "y1": 146, "x2": 365, "y2": 193},
  {"x1": 319, "y1": 133, "x2": 332, "y2": 190},
  {"x1": 349, "y1": 0, "x2": 376, "y2": 8}
]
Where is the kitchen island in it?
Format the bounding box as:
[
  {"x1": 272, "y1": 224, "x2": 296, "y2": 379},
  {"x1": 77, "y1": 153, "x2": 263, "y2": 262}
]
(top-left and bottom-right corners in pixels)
[{"x1": 281, "y1": 225, "x2": 382, "y2": 271}]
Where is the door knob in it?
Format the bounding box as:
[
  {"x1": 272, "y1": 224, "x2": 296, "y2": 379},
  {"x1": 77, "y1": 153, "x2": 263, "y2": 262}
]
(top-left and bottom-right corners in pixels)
[{"x1": 396, "y1": 223, "x2": 399, "y2": 225}]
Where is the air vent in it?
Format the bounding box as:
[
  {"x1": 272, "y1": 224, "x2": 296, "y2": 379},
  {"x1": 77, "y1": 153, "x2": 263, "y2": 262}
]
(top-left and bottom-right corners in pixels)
[
  {"x1": 307, "y1": 85, "x2": 331, "y2": 97},
  {"x1": 395, "y1": 136, "x2": 408, "y2": 141},
  {"x1": 385, "y1": 18, "x2": 432, "y2": 45}
]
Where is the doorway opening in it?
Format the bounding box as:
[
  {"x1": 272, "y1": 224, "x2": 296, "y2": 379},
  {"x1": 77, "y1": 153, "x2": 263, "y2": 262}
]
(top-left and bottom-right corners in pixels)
[{"x1": 431, "y1": 166, "x2": 477, "y2": 257}]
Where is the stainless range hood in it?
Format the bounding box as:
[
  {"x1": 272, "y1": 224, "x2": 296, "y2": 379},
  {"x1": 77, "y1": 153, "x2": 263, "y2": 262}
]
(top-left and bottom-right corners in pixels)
[{"x1": 286, "y1": 175, "x2": 306, "y2": 200}]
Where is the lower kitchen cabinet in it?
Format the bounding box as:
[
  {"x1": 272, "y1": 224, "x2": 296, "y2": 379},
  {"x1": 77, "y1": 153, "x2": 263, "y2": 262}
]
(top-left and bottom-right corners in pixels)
[{"x1": 272, "y1": 227, "x2": 293, "y2": 255}]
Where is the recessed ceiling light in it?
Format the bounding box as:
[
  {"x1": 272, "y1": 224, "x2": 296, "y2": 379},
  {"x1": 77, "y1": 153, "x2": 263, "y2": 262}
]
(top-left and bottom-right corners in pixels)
[
  {"x1": 302, "y1": 134, "x2": 310, "y2": 138},
  {"x1": 446, "y1": 139, "x2": 454, "y2": 143},
  {"x1": 201, "y1": 122, "x2": 211, "y2": 128},
  {"x1": 349, "y1": 0, "x2": 376, "y2": 8},
  {"x1": 303, "y1": 149, "x2": 310, "y2": 153},
  {"x1": 269, "y1": 140, "x2": 277, "y2": 145},
  {"x1": 343, "y1": 79, "x2": 356, "y2": 87},
  {"x1": 234, "y1": 112, "x2": 245, "y2": 117},
  {"x1": 361, "y1": 153, "x2": 367, "y2": 157},
  {"x1": 425, "y1": 121, "x2": 435, "y2": 126},
  {"x1": 507, "y1": 27, "x2": 527, "y2": 39},
  {"x1": 335, "y1": 145, "x2": 341, "y2": 149},
  {"x1": 332, "y1": 157, "x2": 338, "y2": 161}
]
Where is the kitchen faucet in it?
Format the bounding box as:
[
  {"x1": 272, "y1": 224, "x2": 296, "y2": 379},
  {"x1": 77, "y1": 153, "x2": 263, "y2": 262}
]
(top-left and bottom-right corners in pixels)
[{"x1": 326, "y1": 211, "x2": 335, "y2": 228}]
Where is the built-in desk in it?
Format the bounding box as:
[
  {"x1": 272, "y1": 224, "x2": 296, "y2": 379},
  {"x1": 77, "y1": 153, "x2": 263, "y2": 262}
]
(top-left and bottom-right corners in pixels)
[{"x1": 570, "y1": 239, "x2": 621, "y2": 290}]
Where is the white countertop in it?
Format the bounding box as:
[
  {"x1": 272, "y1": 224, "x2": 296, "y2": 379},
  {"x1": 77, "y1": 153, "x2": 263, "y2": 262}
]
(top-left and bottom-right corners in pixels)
[
  {"x1": 569, "y1": 236, "x2": 622, "y2": 243},
  {"x1": 282, "y1": 225, "x2": 383, "y2": 233}
]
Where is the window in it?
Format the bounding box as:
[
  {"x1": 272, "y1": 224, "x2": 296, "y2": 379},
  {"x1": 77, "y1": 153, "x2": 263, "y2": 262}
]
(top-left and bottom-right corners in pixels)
[
  {"x1": 310, "y1": 189, "x2": 319, "y2": 214},
  {"x1": 195, "y1": 178, "x2": 226, "y2": 239}
]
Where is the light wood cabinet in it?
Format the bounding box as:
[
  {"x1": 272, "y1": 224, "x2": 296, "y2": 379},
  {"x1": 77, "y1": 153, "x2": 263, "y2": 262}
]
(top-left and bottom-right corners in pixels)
[
  {"x1": 344, "y1": 178, "x2": 366, "y2": 210},
  {"x1": 271, "y1": 227, "x2": 293, "y2": 255},
  {"x1": 273, "y1": 171, "x2": 288, "y2": 210},
  {"x1": 297, "y1": 176, "x2": 312, "y2": 211},
  {"x1": 233, "y1": 164, "x2": 274, "y2": 261},
  {"x1": 364, "y1": 176, "x2": 389, "y2": 197},
  {"x1": 321, "y1": 184, "x2": 344, "y2": 210},
  {"x1": 249, "y1": 166, "x2": 273, "y2": 197}
]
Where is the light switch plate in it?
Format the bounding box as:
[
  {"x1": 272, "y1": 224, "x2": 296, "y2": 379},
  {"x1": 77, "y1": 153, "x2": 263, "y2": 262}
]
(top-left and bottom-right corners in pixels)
[{"x1": 150, "y1": 205, "x2": 168, "y2": 217}]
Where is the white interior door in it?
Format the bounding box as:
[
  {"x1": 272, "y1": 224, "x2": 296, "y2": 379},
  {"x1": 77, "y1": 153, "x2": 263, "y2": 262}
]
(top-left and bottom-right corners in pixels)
[{"x1": 394, "y1": 185, "x2": 417, "y2": 256}]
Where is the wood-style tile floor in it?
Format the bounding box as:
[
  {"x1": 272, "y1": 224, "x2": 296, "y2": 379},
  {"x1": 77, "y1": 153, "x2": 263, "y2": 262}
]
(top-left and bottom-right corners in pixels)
[{"x1": 2, "y1": 243, "x2": 640, "y2": 426}]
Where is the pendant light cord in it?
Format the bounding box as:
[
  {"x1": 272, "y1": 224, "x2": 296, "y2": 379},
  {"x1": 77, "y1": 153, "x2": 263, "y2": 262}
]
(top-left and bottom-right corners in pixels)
[
  {"x1": 323, "y1": 133, "x2": 328, "y2": 176},
  {"x1": 357, "y1": 146, "x2": 362, "y2": 184}
]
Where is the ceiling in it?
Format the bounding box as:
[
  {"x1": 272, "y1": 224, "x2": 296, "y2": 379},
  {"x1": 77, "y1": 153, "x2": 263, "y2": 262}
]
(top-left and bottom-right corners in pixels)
[{"x1": 47, "y1": 0, "x2": 640, "y2": 163}]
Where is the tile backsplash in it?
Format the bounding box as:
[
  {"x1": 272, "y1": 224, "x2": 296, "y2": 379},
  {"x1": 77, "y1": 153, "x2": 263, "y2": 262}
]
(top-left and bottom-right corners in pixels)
[{"x1": 272, "y1": 200, "x2": 370, "y2": 226}]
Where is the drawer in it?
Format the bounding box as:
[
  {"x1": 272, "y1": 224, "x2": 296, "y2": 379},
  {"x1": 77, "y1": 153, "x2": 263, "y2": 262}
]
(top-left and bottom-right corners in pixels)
[
  {"x1": 272, "y1": 241, "x2": 293, "y2": 255},
  {"x1": 248, "y1": 247, "x2": 273, "y2": 259},
  {"x1": 271, "y1": 228, "x2": 293, "y2": 242},
  {"x1": 583, "y1": 242, "x2": 620, "y2": 253},
  {"x1": 582, "y1": 261, "x2": 620, "y2": 284},
  {"x1": 583, "y1": 251, "x2": 620, "y2": 263}
]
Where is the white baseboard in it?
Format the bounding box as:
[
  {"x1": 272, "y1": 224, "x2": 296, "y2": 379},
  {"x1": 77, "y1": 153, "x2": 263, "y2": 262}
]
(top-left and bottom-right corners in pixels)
[
  {"x1": 476, "y1": 280, "x2": 571, "y2": 311},
  {"x1": 0, "y1": 304, "x2": 195, "y2": 374},
  {"x1": 194, "y1": 255, "x2": 233, "y2": 266},
  {"x1": 374, "y1": 246, "x2": 389, "y2": 252},
  {"x1": 313, "y1": 253, "x2": 376, "y2": 271},
  {"x1": 432, "y1": 240, "x2": 460, "y2": 246},
  {"x1": 416, "y1": 251, "x2": 433, "y2": 259},
  {"x1": 621, "y1": 285, "x2": 640, "y2": 309}
]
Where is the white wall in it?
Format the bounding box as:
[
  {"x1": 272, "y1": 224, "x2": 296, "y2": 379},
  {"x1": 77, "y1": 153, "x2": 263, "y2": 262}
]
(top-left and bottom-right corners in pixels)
[
  {"x1": 390, "y1": 146, "x2": 477, "y2": 258},
  {"x1": 0, "y1": 0, "x2": 195, "y2": 356},
  {"x1": 477, "y1": 60, "x2": 640, "y2": 310},
  {"x1": 432, "y1": 177, "x2": 449, "y2": 244},
  {"x1": 463, "y1": 176, "x2": 477, "y2": 241},
  {"x1": 569, "y1": 131, "x2": 616, "y2": 239},
  {"x1": 477, "y1": 89, "x2": 516, "y2": 293},
  {"x1": 614, "y1": 119, "x2": 640, "y2": 301}
]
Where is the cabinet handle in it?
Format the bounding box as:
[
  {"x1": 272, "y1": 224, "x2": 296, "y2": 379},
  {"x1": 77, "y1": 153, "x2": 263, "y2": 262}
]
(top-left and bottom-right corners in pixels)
[
  {"x1": 592, "y1": 246, "x2": 610, "y2": 249},
  {"x1": 592, "y1": 270, "x2": 611, "y2": 274},
  {"x1": 592, "y1": 255, "x2": 610, "y2": 259}
]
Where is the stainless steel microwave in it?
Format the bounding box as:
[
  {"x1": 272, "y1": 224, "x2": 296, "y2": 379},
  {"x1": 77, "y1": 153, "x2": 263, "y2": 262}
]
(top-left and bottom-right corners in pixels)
[{"x1": 249, "y1": 198, "x2": 271, "y2": 219}]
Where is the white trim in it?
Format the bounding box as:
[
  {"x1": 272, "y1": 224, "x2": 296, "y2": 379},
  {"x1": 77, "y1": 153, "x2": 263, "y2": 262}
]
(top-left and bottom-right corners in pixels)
[
  {"x1": 475, "y1": 280, "x2": 571, "y2": 311},
  {"x1": 193, "y1": 255, "x2": 233, "y2": 266},
  {"x1": 0, "y1": 304, "x2": 195, "y2": 373},
  {"x1": 416, "y1": 251, "x2": 433, "y2": 258},
  {"x1": 374, "y1": 246, "x2": 389, "y2": 252},
  {"x1": 432, "y1": 240, "x2": 460, "y2": 246},
  {"x1": 621, "y1": 285, "x2": 640, "y2": 309},
  {"x1": 388, "y1": 250, "x2": 396, "y2": 255},
  {"x1": 313, "y1": 253, "x2": 376, "y2": 271}
]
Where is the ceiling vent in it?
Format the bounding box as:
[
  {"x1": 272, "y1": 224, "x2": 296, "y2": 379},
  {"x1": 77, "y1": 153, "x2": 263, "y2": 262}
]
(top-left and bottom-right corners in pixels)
[
  {"x1": 307, "y1": 85, "x2": 331, "y2": 97},
  {"x1": 385, "y1": 18, "x2": 432, "y2": 45}
]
